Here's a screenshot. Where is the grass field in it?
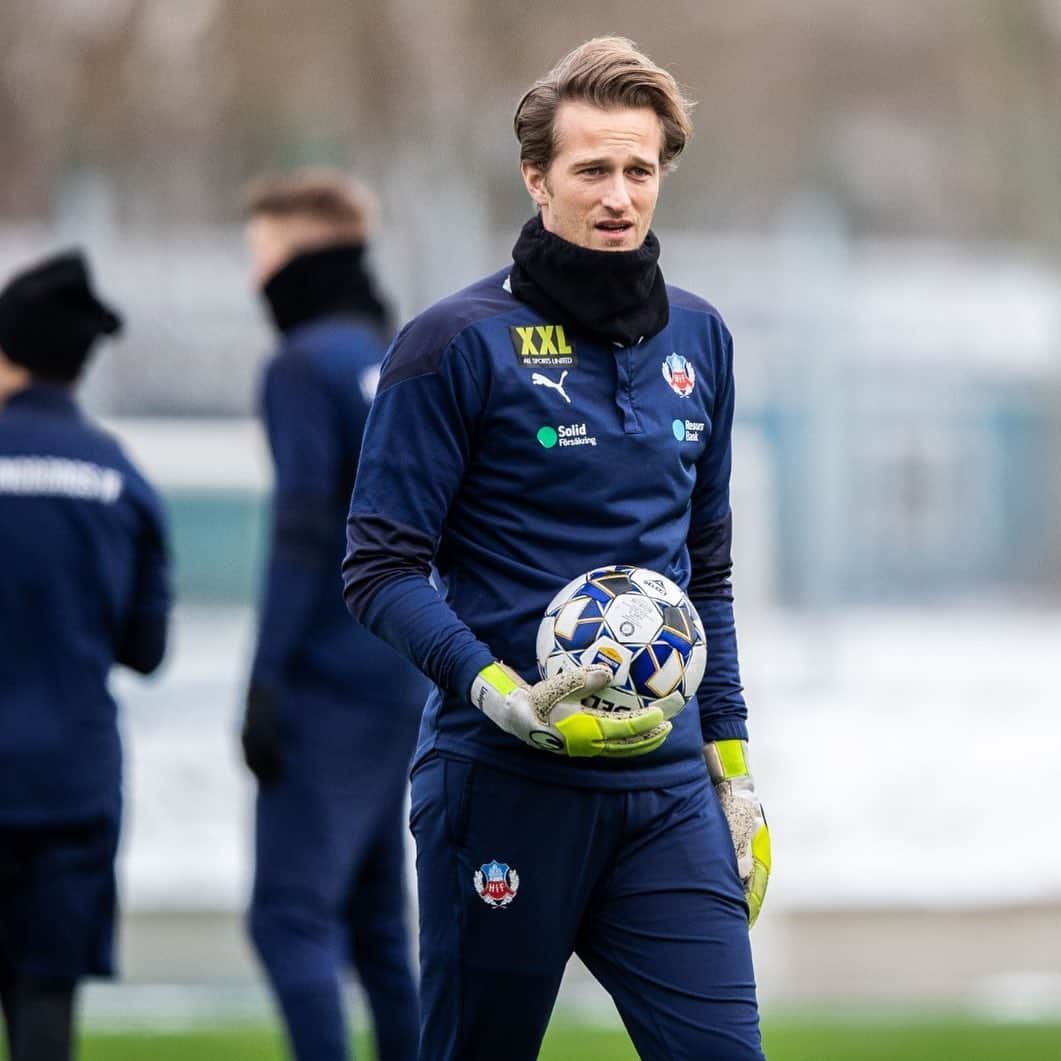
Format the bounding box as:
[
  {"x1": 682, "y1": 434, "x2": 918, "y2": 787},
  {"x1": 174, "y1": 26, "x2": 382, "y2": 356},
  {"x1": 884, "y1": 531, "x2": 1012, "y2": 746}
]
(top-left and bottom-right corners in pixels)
[{"x1": 79, "y1": 1015, "x2": 1061, "y2": 1060}]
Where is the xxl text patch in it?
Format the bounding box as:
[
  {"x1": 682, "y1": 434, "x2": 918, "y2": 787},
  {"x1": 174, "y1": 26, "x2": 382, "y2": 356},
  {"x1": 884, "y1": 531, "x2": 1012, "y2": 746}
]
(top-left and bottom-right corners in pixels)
[{"x1": 509, "y1": 324, "x2": 577, "y2": 367}]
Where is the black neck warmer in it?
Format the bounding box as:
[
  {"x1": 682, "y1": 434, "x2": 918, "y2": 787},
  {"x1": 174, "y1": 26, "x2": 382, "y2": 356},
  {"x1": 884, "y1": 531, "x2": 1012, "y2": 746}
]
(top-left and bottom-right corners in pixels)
[
  {"x1": 262, "y1": 243, "x2": 390, "y2": 336},
  {"x1": 509, "y1": 215, "x2": 669, "y2": 348}
]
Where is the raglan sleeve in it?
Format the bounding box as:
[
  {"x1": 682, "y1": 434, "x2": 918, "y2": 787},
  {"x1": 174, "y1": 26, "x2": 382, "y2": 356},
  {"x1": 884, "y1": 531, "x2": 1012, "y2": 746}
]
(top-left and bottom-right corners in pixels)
[
  {"x1": 249, "y1": 351, "x2": 342, "y2": 690},
  {"x1": 687, "y1": 318, "x2": 749, "y2": 743},
  {"x1": 342, "y1": 319, "x2": 496, "y2": 700}
]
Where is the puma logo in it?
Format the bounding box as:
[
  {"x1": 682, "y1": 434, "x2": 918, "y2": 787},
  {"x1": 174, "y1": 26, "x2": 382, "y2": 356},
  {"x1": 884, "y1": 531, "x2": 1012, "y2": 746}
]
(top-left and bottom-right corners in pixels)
[{"x1": 531, "y1": 370, "x2": 571, "y2": 404}]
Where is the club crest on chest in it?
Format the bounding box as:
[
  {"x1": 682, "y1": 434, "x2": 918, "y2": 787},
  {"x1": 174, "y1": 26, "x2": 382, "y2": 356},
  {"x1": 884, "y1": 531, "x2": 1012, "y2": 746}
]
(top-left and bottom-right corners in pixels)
[{"x1": 662, "y1": 352, "x2": 696, "y2": 397}]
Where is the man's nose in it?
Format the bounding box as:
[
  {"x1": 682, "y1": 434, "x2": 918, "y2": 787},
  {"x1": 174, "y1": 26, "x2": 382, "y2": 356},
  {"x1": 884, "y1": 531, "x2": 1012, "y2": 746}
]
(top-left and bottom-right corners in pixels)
[{"x1": 601, "y1": 174, "x2": 632, "y2": 212}]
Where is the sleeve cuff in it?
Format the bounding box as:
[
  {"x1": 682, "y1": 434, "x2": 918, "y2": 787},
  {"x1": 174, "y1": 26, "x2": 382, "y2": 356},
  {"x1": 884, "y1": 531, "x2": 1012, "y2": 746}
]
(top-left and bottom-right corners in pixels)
[
  {"x1": 453, "y1": 646, "x2": 499, "y2": 704},
  {"x1": 700, "y1": 716, "x2": 750, "y2": 744}
]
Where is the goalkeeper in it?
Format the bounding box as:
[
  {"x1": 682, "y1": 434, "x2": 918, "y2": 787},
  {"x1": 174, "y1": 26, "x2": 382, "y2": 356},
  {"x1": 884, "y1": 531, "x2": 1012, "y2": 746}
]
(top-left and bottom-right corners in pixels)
[{"x1": 344, "y1": 37, "x2": 769, "y2": 1061}]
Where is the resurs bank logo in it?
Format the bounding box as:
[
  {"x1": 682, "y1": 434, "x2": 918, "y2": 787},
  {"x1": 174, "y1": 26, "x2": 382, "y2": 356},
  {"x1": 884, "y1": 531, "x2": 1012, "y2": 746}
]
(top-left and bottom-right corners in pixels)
[
  {"x1": 672, "y1": 418, "x2": 705, "y2": 442},
  {"x1": 536, "y1": 423, "x2": 597, "y2": 448}
]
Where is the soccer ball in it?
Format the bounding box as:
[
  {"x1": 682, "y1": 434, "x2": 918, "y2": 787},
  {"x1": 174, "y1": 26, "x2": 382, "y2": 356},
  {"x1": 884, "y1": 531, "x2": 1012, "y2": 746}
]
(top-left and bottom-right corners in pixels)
[{"x1": 536, "y1": 565, "x2": 707, "y2": 719}]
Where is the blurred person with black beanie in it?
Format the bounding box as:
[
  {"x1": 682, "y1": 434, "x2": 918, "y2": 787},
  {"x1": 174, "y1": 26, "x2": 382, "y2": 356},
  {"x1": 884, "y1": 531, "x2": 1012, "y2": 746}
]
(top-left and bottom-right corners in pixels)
[
  {"x1": 240, "y1": 169, "x2": 426, "y2": 1061},
  {"x1": 0, "y1": 251, "x2": 172, "y2": 1061}
]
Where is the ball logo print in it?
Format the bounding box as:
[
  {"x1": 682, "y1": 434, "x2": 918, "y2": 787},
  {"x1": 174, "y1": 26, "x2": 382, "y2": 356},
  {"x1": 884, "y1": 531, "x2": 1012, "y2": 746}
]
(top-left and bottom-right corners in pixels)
[
  {"x1": 608, "y1": 595, "x2": 662, "y2": 641},
  {"x1": 474, "y1": 859, "x2": 520, "y2": 908},
  {"x1": 536, "y1": 565, "x2": 708, "y2": 720}
]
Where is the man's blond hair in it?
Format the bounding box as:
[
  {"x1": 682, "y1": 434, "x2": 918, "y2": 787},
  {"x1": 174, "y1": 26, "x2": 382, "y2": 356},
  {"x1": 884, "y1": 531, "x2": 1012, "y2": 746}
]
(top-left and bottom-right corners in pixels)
[
  {"x1": 514, "y1": 37, "x2": 694, "y2": 174},
  {"x1": 241, "y1": 167, "x2": 375, "y2": 242}
]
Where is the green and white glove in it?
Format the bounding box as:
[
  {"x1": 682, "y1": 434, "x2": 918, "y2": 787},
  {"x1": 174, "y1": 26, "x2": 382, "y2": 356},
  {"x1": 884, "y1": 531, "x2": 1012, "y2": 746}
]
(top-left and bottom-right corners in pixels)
[
  {"x1": 705, "y1": 739, "x2": 771, "y2": 927},
  {"x1": 471, "y1": 661, "x2": 672, "y2": 757}
]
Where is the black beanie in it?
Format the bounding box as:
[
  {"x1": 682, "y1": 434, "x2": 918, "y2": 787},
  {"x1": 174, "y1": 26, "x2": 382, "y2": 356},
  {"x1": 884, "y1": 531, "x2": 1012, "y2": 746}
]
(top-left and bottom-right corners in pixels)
[{"x1": 0, "y1": 250, "x2": 123, "y2": 382}]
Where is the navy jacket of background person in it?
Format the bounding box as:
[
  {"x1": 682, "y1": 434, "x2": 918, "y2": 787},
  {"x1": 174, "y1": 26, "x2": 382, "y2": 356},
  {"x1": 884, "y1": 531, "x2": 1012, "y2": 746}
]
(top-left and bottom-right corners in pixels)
[
  {"x1": 248, "y1": 244, "x2": 426, "y2": 731},
  {"x1": 0, "y1": 389, "x2": 171, "y2": 825}
]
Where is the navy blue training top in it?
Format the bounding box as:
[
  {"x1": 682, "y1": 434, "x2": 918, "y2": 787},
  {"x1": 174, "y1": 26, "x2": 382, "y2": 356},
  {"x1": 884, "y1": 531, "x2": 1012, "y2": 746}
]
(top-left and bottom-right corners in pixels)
[
  {"x1": 0, "y1": 383, "x2": 171, "y2": 823},
  {"x1": 343, "y1": 269, "x2": 748, "y2": 790},
  {"x1": 250, "y1": 315, "x2": 427, "y2": 716}
]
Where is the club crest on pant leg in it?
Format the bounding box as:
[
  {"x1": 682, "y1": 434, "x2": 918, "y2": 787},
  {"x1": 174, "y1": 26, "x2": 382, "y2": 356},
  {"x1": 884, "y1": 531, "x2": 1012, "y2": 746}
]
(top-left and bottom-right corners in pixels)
[{"x1": 474, "y1": 859, "x2": 520, "y2": 908}]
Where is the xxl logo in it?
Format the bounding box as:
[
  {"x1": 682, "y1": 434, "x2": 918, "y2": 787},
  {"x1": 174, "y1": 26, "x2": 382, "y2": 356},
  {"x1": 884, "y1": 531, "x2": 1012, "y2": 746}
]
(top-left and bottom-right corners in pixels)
[{"x1": 509, "y1": 324, "x2": 577, "y2": 367}]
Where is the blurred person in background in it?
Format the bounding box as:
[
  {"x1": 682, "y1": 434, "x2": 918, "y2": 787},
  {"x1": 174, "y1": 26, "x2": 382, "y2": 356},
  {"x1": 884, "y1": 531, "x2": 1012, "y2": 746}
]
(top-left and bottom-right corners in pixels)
[
  {"x1": 240, "y1": 169, "x2": 426, "y2": 1061},
  {"x1": 0, "y1": 251, "x2": 171, "y2": 1061},
  {"x1": 343, "y1": 37, "x2": 769, "y2": 1061}
]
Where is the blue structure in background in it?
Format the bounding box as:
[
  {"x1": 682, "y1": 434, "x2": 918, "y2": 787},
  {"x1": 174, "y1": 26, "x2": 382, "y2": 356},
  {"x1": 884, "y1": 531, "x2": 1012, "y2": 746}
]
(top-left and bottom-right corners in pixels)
[
  {"x1": 756, "y1": 373, "x2": 1050, "y2": 606},
  {"x1": 162, "y1": 490, "x2": 267, "y2": 604}
]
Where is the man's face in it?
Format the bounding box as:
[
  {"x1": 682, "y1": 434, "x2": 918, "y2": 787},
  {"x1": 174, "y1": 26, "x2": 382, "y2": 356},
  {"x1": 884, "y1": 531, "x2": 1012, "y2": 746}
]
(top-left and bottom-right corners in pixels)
[
  {"x1": 245, "y1": 214, "x2": 351, "y2": 287},
  {"x1": 521, "y1": 100, "x2": 663, "y2": 252},
  {"x1": 246, "y1": 216, "x2": 293, "y2": 288}
]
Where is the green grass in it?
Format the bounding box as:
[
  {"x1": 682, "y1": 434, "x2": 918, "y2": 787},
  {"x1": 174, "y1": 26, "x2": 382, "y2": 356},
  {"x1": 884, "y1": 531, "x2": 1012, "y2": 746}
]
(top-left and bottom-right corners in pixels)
[
  {"x1": 79, "y1": 1016, "x2": 1061, "y2": 1060},
  {"x1": 762, "y1": 1016, "x2": 1061, "y2": 1060},
  {"x1": 80, "y1": 1025, "x2": 636, "y2": 1060}
]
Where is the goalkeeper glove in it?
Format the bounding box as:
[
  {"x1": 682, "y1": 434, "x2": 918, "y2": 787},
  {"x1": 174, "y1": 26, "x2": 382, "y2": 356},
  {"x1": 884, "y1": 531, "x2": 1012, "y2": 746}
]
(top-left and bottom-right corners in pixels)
[
  {"x1": 471, "y1": 662, "x2": 671, "y2": 757},
  {"x1": 705, "y1": 739, "x2": 771, "y2": 927}
]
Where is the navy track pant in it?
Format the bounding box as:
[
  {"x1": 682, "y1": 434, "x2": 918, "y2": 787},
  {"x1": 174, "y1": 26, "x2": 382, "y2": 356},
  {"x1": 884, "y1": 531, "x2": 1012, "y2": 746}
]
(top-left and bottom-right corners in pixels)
[
  {"x1": 248, "y1": 700, "x2": 419, "y2": 1061},
  {"x1": 410, "y1": 753, "x2": 764, "y2": 1061}
]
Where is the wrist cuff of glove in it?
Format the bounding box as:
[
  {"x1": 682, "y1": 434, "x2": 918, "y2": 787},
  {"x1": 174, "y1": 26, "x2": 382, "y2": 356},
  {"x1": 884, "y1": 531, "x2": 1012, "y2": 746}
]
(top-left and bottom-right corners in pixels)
[
  {"x1": 459, "y1": 648, "x2": 504, "y2": 704},
  {"x1": 471, "y1": 660, "x2": 528, "y2": 715},
  {"x1": 475, "y1": 661, "x2": 518, "y2": 698},
  {"x1": 704, "y1": 739, "x2": 749, "y2": 782}
]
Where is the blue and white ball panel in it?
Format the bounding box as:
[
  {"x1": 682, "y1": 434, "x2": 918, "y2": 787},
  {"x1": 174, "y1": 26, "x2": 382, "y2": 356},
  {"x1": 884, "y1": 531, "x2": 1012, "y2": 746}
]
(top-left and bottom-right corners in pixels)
[
  {"x1": 535, "y1": 617, "x2": 562, "y2": 677},
  {"x1": 631, "y1": 643, "x2": 684, "y2": 698},
  {"x1": 543, "y1": 572, "x2": 593, "y2": 615},
  {"x1": 586, "y1": 569, "x2": 640, "y2": 597},
  {"x1": 652, "y1": 688, "x2": 689, "y2": 720},
  {"x1": 552, "y1": 597, "x2": 607, "y2": 650},
  {"x1": 658, "y1": 604, "x2": 697, "y2": 645},
  {"x1": 540, "y1": 649, "x2": 578, "y2": 682},
  {"x1": 681, "y1": 641, "x2": 708, "y2": 696}
]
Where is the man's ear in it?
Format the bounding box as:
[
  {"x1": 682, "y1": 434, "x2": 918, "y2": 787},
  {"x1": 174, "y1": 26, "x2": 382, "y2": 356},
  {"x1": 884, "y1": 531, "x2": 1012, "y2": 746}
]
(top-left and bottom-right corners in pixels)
[
  {"x1": 520, "y1": 161, "x2": 549, "y2": 208},
  {"x1": 0, "y1": 348, "x2": 32, "y2": 403}
]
